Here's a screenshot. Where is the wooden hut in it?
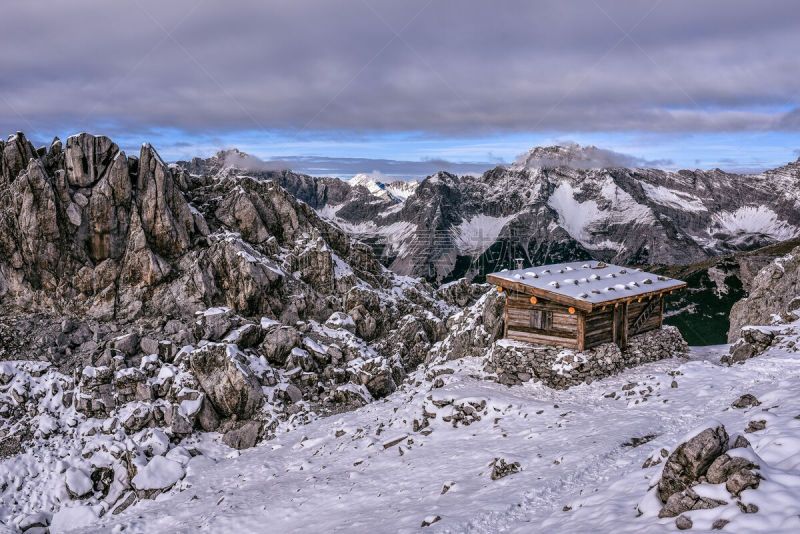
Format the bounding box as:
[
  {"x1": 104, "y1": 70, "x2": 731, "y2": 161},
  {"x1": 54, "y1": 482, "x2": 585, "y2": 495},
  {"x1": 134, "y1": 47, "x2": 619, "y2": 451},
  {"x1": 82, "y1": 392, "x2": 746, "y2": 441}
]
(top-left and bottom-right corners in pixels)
[{"x1": 486, "y1": 262, "x2": 686, "y2": 351}]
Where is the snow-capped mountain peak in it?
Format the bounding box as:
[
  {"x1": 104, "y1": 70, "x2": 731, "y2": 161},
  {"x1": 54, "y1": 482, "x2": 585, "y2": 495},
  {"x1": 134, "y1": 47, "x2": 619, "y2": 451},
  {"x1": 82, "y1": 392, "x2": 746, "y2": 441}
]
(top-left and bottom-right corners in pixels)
[{"x1": 348, "y1": 173, "x2": 418, "y2": 203}]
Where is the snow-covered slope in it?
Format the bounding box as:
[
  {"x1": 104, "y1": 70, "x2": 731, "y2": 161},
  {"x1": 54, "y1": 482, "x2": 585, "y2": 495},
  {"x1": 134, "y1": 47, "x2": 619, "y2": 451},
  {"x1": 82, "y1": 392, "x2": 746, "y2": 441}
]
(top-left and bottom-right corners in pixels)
[
  {"x1": 55, "y1": 340, "x2": 800, "y2": 533},
  {"x1": 6, "y1": 286, "x2": 800, "y2": 532}
]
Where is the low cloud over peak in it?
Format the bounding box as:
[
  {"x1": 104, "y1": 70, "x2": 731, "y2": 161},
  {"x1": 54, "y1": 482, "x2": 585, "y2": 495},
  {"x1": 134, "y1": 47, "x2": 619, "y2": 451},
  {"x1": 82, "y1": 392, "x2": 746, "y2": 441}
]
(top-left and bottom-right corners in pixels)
[{"x1": 510, "y1": 143, "x2": 673, "y2": 170}]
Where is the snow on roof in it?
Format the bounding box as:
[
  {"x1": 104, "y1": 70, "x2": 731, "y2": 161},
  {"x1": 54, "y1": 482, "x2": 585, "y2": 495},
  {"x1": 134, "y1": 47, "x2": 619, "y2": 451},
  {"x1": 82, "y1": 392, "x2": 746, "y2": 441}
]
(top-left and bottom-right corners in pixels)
[{"x1": 487, "y1": 261, "x2": 685, "y2": 306}]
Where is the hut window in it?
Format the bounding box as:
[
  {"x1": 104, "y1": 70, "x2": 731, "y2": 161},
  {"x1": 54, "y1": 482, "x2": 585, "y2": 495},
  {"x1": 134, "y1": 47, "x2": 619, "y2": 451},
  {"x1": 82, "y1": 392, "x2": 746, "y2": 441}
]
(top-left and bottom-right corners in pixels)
[{"x1": 530, "y1": 310, "x2": 552, "y2": 330}]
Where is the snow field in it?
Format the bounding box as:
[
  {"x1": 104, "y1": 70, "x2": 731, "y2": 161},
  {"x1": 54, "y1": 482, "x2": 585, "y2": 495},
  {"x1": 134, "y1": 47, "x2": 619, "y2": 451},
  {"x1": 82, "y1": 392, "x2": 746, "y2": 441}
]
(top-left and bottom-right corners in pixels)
[{"x1": 60, "y1": 340, "x2": 800, "y2": 533}]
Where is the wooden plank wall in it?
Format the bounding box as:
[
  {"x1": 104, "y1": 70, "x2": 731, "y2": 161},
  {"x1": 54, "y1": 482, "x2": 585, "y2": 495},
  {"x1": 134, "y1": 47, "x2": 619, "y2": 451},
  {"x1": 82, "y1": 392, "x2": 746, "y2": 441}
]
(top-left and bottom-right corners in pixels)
[
  {"x1": 627, "y1": 297, "x2": 663, "y2": 335},
  {"x1": 502, "y1": 290, "x2": 665, "y2": 350},
  {"x1": 584, "y1": 307, "x2": 614, "y2": 348},
  {"x1": 505, "y1": 290, "x2": 579, "y2": 349}
]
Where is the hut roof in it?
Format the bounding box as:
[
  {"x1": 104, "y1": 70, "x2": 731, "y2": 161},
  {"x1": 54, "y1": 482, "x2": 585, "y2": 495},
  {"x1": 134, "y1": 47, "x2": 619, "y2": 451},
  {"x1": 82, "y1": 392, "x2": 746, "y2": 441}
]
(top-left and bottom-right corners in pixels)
[{"x1": 486, "y1": 261, "x2": 685, "y2": 311}]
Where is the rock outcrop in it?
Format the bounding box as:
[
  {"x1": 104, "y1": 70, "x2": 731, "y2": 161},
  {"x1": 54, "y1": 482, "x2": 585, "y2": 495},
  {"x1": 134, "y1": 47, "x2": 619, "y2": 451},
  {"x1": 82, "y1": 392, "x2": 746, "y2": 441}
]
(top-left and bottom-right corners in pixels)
[
  {"x1": 728, "y1": 246, "x2": 800, "y2": 342},
  {"x1": 0, "y1": 132, "x2": 455, "y2": 376},
  {"x1": 427, "y1": 288, "x2": 505, "y2": 364},
  {"x1": 723, "y1": 327, "x2": 777, "y2": 365},
  {"x1": 658, "y1": 425, "x2": 730, "y2": 503},
  {"x1": 654, "y1": 424, "x2": 762, "y2": 519},
  {"x1": 0, "y1": 132, "x2": 469, "y2": 530}
]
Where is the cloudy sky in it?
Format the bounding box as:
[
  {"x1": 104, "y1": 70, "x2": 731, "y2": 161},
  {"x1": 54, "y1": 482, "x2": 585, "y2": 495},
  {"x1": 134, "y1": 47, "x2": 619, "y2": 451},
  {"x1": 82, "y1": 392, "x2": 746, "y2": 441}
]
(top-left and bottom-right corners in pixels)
[{"x1": 1, "y1": 0, "x2": 799, "y2": 177}]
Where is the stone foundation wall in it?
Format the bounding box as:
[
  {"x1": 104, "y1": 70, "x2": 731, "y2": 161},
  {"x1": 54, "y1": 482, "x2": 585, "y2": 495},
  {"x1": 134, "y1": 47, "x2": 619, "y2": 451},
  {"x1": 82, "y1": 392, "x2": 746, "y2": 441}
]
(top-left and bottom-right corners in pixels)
[{"x1": 486, "y1": 326, "x2": 689, "y2": 389}]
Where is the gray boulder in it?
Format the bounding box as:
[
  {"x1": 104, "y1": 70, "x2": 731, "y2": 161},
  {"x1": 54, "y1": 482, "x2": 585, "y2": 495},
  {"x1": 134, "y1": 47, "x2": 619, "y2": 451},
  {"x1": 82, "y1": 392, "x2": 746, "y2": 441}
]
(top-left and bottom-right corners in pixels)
[
  {"x1": 658, "y1": 425, "x2": 729, "y2": 503},
  {"x1": 260, "y1": 326, "x2": 301, "y2": 365},
  {"x1": 723, "y1": 328, "x2": 776, "y2": 365},
  {"x1": 222, "y1": 420, "x2": 263, "y2": 450},
  {"x1": 194, "y1": 307, "x2": 238, "y2": 341},
  {"x1": 188, "y1": 343, "x2": 264, "y2": 419}
]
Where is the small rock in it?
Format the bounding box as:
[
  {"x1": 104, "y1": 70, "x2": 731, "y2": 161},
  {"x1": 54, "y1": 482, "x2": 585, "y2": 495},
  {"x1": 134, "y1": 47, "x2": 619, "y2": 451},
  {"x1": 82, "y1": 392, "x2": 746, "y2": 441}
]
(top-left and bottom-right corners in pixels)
[
  {"x1": 659, "y1": 488, "x2": 727, "y2": 518},
  {"x1": 18, "y1": 511, "x2": 52, "y2": 532},
  {"x1": 712, "y1": 518, "x2": 729, "y2": 530},
  {"x1": 737, "y1": 501, "x2": 759, "y2": 514},
  {"x1": 111, "y1": 332, "x2": 139, "y2": 356},
  {"x1": 726, "y1": 468, "x2": 761, "y2": 496},
  {"x1": 490, "y1": 457, "x2": 521, "y2": 480},
  {"x1": 658, "y1": 425, "x2": 729, "y2": 503},
  {"x1": 197, "y1": 396, "x2": 220, "y2": 431},
  {"x1": 744, "y1": 420, "x2": 766, "y2": 433},
  {"x1": 421, "y1": 515, "x2": 441, "y2": 527},
  {"x1": 731, "y1": 435, "x2": 751, "y2": 449},
  {"x1": 222, "y1": 420, "x2": 263, "y2": 450},
  {"x1": 676, "y1": 515, "x2": 693, "y2": 530},
  {"x1": 706, "y1": 454, "x2": 759, "y2": 485},
  {"x1": 91, "y1": 467, "x2": 114, "y2": 498},
  {"x1": 112, "y1": 491, "x2": 138, "y2": 515},
  {"x1": 731, "y1": 394, "x2": 760, "y2": 409},
  {"x1": 383, "y1": 435, "x2": 408, "y2": 449},
  {"x1": 285, "y1": 383, "x2": 303, "y2": 404}
]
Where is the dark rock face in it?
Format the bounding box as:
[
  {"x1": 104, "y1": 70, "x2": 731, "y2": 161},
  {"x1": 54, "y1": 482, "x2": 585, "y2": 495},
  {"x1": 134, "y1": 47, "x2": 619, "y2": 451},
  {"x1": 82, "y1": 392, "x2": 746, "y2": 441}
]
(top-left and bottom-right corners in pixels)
[
  {"x1": 728, "y1": 245, "x2": 800, "y2": 342},
  {"x1": 65, "y1": 134, "x2": 119, "y2": 188}
]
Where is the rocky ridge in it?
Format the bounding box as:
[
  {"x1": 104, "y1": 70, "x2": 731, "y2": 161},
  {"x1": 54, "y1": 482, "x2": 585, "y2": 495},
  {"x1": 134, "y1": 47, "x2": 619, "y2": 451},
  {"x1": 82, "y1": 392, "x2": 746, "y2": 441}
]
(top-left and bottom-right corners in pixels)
[
  {"x1": 183, "y1": 145, "x2": 800, "y2": 284},
  {"x1": 0, "y1": 131, "x2": 480, "y2": 528}
]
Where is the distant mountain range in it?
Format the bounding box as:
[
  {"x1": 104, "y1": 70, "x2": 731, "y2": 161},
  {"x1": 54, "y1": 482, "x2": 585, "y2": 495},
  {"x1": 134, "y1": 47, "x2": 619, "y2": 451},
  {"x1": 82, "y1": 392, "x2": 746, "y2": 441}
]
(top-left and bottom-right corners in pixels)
[{"x1": 181, "y1": 144, "x2": 800, "y2": 284}]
